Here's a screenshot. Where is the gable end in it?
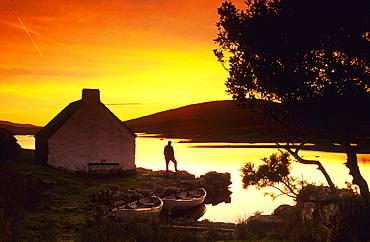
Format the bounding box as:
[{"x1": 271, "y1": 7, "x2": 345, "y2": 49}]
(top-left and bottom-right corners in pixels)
[{"x1": 35, "y1": 100, "x2": 83, "y2": 139}]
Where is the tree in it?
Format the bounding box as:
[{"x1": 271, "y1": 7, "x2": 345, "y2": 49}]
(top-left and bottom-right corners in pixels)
[
  {"x1": 0, "y1": 128, "x2": 20, "y2": 161},
  {"x1": 240, "y1": 151, "x2": 309, "y2": 199},
  {"x1": 214, "y1": 0, "x2": 370, "y2": 203}
]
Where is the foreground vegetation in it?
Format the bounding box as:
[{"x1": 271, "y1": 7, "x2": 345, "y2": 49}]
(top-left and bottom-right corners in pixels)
[
  {"x1": 1, "y1": 149, "x2": 369, "y2": 241},
  {"x1": 0, "y1": 149, "x2": 237, "y2": 241},
  {"x1": 215, "y1": 0, "x2": 370, "y2": 206},
  {"x1": 0, "y1": 126, "x2": 369, "y2": 241}
]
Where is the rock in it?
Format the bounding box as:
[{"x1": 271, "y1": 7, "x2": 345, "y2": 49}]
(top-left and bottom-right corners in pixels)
[
  {"x1": 176, "y1": 170, "x2": 196, "y2": 180},
  {"x1": 201, "y1": 171, "x2": 232, "y2": 187},
  {"x1": 96, "y1": 205, "x2": 108, "y2": 213},
  {"x1": 111, "y1": 200, "x2": 125, "y2": 207},
  {"x1": 178, "y1": 179, "x2": 198, "y2": 188},
  {"x1": 163, "y1": 186, "x2": 183, "y2": 197},
  {"x1": 294, "y1": 185, "x2": 362, "y2": 241},
  {"x1": 244, "y1": 204, "x2": 296, "y2": 236},
  {"x1": 132, "y1": 189, "x2": 144, "y2": 200},
  {"x1": 297, "y1": 185, "x2": 354, "y2": 222},
  {"x1": 136, "y1": 189, "x2": 152, "y2": 197},
  {"x1": 112, "y1": 190, "x2": 126, "y2": 200},
  {"x1": 196, "y1": 172, "x2": 232, "y2": 206},
  {"x1": 145, "y1": 182, "x2": 167, "y2": 197},
  {"x1": 250, "y1": 214, "x2": 284, "y2": 223},
  {"x1": 116, "y1": 186, "x2": 127, "y2": 192},
  {"x1": 297, "y1": 185, "x2": 333, "y2": 203},
  {"x1": 273, "y1": 204, "x2": 296, "y2": 219},
  {"x1": 124, "y1": 190, "x2": 136, "y2": 202},
  {"x1": 91, "y1": 169, "x2": 233, "y2": 217}
]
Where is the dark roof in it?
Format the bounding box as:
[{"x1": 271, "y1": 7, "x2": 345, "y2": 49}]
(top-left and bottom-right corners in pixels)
[
  {"x1": 100, "y1": 103, "x2": 137, "y2": 138},
  {"x1": 35, "y1": 100, "x2": 136, "y2": 139}
]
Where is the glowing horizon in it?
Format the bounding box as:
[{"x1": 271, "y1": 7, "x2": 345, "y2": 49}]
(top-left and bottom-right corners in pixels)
[{"x1": 0, "y1": 0, "x2": 246, "y2": 126}]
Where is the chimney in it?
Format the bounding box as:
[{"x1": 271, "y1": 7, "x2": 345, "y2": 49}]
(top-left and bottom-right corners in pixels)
[{"x1": 82, "y1": 89, "x2": 100, "y2": 103}]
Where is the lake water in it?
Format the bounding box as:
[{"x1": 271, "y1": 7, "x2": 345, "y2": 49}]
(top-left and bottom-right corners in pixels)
[{"x1": 15, "y1": 135, "x2": 370, "y2": 223}]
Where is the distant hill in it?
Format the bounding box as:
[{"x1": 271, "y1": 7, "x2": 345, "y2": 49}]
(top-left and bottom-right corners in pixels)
[
  {"x1": 4, "y1": 100, "x2": 369, "y2": 151},
  {"x1": 1, "y1": 101, "x2": 276, "y2": 142},
  {"x1": 124, "y1": 100, "x2": 281, "y2": 142},
  {"x1": 0, "y1": 121, "x2": 42, "y2": 135},
  {"x1": 124, "y1": 100, "x2": 370, "y2": 151}
]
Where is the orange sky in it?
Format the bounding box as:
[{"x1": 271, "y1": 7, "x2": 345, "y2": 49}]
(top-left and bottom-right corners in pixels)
[{"x1": 0, "y1": 0, "x2": 246, "y2": 126}]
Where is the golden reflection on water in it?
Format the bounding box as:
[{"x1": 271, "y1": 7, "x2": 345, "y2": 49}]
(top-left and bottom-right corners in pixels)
[
  {"x1": 14, "y1": 135, "x2": 35, "y2": 149},
  {"x1": 15, "y1": 135, "x2": 370, "y2": 223},
  {"x1": 358, "y1": 155, "x2": 370, "y2": 164},
  {"x1": 135, "y1": 137, "x2": 370, "y2": 223}
]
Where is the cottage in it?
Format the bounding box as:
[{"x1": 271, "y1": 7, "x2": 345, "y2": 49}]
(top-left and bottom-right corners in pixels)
[{"x1": 35, "y1": 89, "x2": 136, "y2": 173}]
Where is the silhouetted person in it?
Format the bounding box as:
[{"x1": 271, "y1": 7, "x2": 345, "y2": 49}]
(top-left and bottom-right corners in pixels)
[{"x1": 164, "y1": 141, "x2": 177, "y2": 176}]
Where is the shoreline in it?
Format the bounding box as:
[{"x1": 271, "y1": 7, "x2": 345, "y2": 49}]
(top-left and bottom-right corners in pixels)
[
  {"x1": 16, "y1": 132, "x2": 370, "y2": 154},
  {"x1": 139, "y1": 133, "x2": 370, "y2": 154}
]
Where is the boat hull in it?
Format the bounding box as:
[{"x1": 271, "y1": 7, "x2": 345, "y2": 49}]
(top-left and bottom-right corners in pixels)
[
  {"x1": 112, "y1": 196, "x2": 163, "y2": 222},
  {"x1": 162, "y1": 188, "x2": 207, "y2": 213},
  {"x1": 168, "y1": 204, "x2": 207, "y2": 221}
]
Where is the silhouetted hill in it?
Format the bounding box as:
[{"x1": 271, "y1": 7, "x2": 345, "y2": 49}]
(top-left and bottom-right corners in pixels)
[
  {"x1": 0, "y1": 121, "x2": 42, "y2": 135},
  {"x1": 125, "y1": 100, "x2": 280, "y2": 142},
  {"x1": 1, "y1": 101, "x2": 276, "y2": 142}
]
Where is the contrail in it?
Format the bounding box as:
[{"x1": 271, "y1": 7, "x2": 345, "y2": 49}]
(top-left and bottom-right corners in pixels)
[
  {"x1": 4, "y1": 19, "x2": 190, "y2": 96},
  {"x1": 30, "y1": 29, "x2": 190, "y2": 96},
  {"x1": 6, "y1": 0, "x2": 43, "y2": 58},
  {"x1": 17, "y1": 16, "x2": 44, "y2": 58},
  {"x1": 165, "y1": 87, "x2": 190, "y2": 96}
]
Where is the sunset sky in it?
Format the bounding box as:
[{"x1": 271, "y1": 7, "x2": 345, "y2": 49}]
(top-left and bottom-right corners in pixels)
[{"x1": 0, "y1": 0, "x2": 245, "y2": 126}]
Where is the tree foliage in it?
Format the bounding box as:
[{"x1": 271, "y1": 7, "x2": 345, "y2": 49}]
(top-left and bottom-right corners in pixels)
[
  {"x1": 215, "y1": 0, "x2": 370, "y2": 202},
  {"x1": 215, "y1": 0, "x2": 370, "y2": 100},
  {"x1": 0, "y1": 128, "x2": 20, "y2": 161},
  {"x1": 214, "y1": 0, "x2": 370, "y2": 140},
  {"x1": 240, "y1": 151, "x2": 307, "y2": 199}
]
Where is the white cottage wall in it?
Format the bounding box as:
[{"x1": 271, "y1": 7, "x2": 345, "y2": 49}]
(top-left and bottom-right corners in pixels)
[{"x1": 47, "y1": 100, "x2": 135, "y2": 172}]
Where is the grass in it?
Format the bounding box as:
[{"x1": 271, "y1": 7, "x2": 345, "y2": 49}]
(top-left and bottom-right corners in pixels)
[
  {"x1": 2, "y1": 149, "x2": 180, "y2": 241},
  {"x1": 0, "y1": 149, "x2": 300, "y2": 241},
  {"x1": 1, "y1": 153, "x2": 241, "y2": 241},
  {"x1": 79, "y1": 216, "x2": 200, "y2": 242}
]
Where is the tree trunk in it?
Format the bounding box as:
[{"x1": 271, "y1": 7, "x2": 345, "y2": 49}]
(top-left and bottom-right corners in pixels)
[
  {"x1": 283, "y1": 145, "x2": 338, "y2": 196},
  {"x1": 345, "y1": 144, "x2": 370, "y2": 205}
]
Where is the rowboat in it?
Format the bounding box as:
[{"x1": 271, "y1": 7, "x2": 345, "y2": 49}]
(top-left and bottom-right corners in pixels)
[
  {"x1": 112, "y1": 196, "x2": 163, "y2": 222},
  {"x1": 168, "y1": 204, "x2": 207, "y2": 221},
  {"x1": 162, "y1": 188, "x2": 207, "y2": 213}
]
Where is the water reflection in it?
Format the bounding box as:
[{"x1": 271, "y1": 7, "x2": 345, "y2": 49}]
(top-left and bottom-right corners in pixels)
[
  {"x1": 205, "y1": 189, "x2": 232, "y2": 206},
  {"x1": 359, "y1": 155, "x2": 370, "y2": 164},
  {"x1": 14, "y1": 135, "x2": 35, "y2": 149},
  {"x1": 135, "y1": 136, "x2": 370, "y2": 223},
  {"x1": 163, "y1": 204, "x2": 207, "y2": 221}
]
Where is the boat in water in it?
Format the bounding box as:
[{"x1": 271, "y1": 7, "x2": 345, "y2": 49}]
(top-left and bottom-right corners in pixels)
[
  {"x1": 167, "y1": 204, "x2": 207, "y2": 221},
  {"x1": 162, "y1": 188, "x2": 207, "y2": 213},
  {"x1": 112, "y1": 196, "x2": 163, "y2": 222}
]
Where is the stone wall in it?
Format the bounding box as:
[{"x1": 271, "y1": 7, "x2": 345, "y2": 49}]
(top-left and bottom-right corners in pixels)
[{"x1": 48, "y1": 101, "x2": 135, "y2": 172}]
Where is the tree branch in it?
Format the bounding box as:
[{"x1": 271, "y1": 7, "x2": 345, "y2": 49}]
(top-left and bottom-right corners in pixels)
[
  {"x1": 269, "y1": 183, "x2": 297, "y2": 199},
  {"x1": 278, "y1": 143, "x2": 338, "y2": 196},
  {"x1": 280, "y1": 179, "x2": 299, "y2": 197}
]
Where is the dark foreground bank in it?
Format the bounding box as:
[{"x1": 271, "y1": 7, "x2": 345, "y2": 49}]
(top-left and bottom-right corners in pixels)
[
  {"x1": 1, "y1": 148, "x2": 369, "y2": 242},
  {"x1": 0, "y1": 149, "x2": 236, "y2": 241}
]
